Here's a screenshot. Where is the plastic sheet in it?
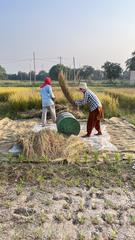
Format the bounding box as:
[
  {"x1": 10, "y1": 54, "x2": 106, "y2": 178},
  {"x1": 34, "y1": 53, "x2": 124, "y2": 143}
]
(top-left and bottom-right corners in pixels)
[
  {"x1": 132, "y1": 164, "x2": 135, "y2": 170},
  {"x1": 32, "y1": 121, "x2": 118, "y2": 152},
  {"x1": 32, "y1": 123, "x2": 56, "y2": 133},
  {"x1": 80, "y1": 123, "x2": 118, "y2": 151},
  {"x1": 9, "y1": 144, "x2": 22, "y2": 156}
]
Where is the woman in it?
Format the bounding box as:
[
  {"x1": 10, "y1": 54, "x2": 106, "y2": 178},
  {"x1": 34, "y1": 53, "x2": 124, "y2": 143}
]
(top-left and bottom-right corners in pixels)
[
  {"x1": 75, "y1": 82, "x2": 103, "y2": 137},
  {"x1": 40, "y1": 77, "x2": 56, "y2": 127}
]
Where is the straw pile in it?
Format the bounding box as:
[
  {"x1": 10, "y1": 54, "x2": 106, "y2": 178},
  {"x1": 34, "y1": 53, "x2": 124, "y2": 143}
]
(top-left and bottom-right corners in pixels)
[
  {"x1": 58, "y1": 71, "x2": 77, "y2": 109},
  {"x1": 19, "y1": 129, "x2": 87, "y2": 162},
  {"x1": 20, "y1": 129, "x2": 65, "y2": 160},
  {"x1": 63, "y1": 135, "x2": 88, "y2": 163}
]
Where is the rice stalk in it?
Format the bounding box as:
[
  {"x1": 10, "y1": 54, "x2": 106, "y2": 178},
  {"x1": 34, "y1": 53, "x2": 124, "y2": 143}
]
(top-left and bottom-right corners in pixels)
[
  {"x1": 58, "y1": 71, "x2": 77, "y2": 109},
  {"x1": 19, "y1": 129, "x2": 86, "y2": 162}
]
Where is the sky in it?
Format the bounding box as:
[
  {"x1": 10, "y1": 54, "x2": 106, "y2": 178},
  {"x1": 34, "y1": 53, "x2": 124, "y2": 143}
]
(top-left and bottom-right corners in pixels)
[{"x1": 0, "y1": 0, "x2": 135, "y2": 74}]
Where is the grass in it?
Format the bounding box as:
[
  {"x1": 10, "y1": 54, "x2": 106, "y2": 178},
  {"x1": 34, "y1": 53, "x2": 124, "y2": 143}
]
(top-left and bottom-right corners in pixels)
[
  {"x1": 77, "y1": 232, "x2": 86, "y2": 240},
  {"x1": 105, "y1": 88, "x2": 135, "y2": 112},
  {"x1": 102, "y1": 213, "x2": 114, "y2": 225},
  {"x1": 77, "y1": 214, "x2": 86, "y2": 225},
  {"x1": 1, "y1": 152, "x2": 135, "y2": 191},
  {"x1": 104, "y1": 199, "x2": 118, "y2": 210},
  {"x1": 78, "y1": 199, "x2": 85, "y2": 212},
  {"x1": 54, "y1": 213, "x2": 64, "y2": 223},
  {"x1": 91, "y1": 216, "x2": 100, "y2": 225},
  {"x1": 130, "y1": 215, "x2": 135, "y2": 225}
]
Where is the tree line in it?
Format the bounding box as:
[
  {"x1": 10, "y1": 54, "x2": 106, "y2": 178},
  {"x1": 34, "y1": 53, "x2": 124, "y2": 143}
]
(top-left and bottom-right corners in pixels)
[{"x1": 0, "y1": 51, "x2": 135, "y2": 81}]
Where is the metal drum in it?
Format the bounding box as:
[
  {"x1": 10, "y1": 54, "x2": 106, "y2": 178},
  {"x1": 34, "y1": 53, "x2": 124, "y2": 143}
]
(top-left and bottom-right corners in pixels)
[{"x1": 56, "y1": 112, "x2": 80, "y2": 136}]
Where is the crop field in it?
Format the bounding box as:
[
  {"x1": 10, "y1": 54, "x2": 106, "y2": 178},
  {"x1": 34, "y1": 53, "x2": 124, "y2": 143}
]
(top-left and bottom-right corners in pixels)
[{"x1": 0, "y1": 86, "x2": 135, "y2": 122}]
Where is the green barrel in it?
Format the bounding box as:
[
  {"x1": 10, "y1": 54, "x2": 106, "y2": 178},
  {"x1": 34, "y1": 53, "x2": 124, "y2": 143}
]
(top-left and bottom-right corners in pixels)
[{"x1": 56, "y1": 112, "x2": 80, "y2": 136}]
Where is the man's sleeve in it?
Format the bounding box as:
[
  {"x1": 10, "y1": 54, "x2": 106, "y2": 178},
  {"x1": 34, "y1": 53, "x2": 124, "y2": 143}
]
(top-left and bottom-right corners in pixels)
[{"x1": 75, "y1": 92, "x2": 87, "y2": 106}]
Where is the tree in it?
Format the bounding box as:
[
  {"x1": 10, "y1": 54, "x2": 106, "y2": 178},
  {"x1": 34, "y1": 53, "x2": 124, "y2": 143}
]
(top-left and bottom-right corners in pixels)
[
  {"x1": 36, "y1": 70, "x2": 48, "y2": 81},
  {"x1": 102, "y1": 61, "x2": 122, "y2": 81},
  {"x1": 28, "y1": 71, "x2": 35, "y2": 81},
  {"x1": 93, "y1": 70, "x2": 104, "y2": 80},
  {"x1": 18, "y1": 71, "x2": 29, "y2": 81},
  {"x1": 0, "y1": 65, "x2": 7, "y2": 80},
  {"x1": 126, "y1": 51, "x2": 135, "y2": 71},
  {"x1": 49, "y1": 64, "x2": 65, "y2": 80},
  {"x1": 8, "y1": 74, "x2": 18, "y2": 80},
  {"x1": 79, "y1": 65, "x2": 95, "y2": 80},
  {"x1": 121, "y1": 70, "x2": 130, "y2": 80}
]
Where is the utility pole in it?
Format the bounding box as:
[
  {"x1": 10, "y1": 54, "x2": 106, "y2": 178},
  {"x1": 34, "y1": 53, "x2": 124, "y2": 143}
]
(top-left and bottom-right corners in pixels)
[
  {"x1": 58, "y1": 56, "x2": 62, "y2": 73},
  {"x1": 29, "y1": 63, "x2": 31, "y2": 84},
  {"x1": 33, "y1": 52, "x2": 36, "y2": 84},
  {"x1": 58, "y1": 56, "x2": 62, "y2": 65},
  {"x1": 20, "y1": 72, "x2": 23, "y2": 81},
  {"x1": 73, "y1": 56, "x2": 76, "y2": 83}
]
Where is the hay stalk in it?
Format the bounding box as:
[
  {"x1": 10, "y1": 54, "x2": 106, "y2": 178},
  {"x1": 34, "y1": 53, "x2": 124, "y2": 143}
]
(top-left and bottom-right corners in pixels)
[{"x1": 58, "y1": 71, "x2": 77, "y2": 109}]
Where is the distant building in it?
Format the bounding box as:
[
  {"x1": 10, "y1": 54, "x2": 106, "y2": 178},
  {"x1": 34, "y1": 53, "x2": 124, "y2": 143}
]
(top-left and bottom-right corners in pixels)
[{"x1": 130, "y1": 71, "x2": 135, "y2": 85}]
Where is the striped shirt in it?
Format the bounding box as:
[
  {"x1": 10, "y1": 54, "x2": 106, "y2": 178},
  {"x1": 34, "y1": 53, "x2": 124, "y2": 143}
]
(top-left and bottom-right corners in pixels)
[{"x1": 76, "y1": 89, "x2": 102, "y2": 112}]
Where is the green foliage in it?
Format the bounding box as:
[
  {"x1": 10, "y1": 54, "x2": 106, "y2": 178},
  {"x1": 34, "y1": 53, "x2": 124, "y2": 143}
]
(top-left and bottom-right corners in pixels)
[
  {"x1": 78, "y1": 232, "x2": 86, "y2": 240},
  {"x1": 130, "y1": 215, "x2": 135, "y2": 225},
  {"x1": 49, "y1": 64, "x2": 65, "y2": 80},
  {"x1": 102, "y1": 61, "x2": 122, "y2": 81},
  {"x1": 102, "y1": 213, "x2": 114, "y2": 224},
  {"x1": 79, "y1": 65, "x2": 95, "y2": 80},
  {"x1": 91, "y1": 216, "x2": 100, "y2": 225},
  {"x1": 0, "y1": 65, "x2": 7, "y2": 80},
  {"x1": 36, "y1": 70, "x2": 48, "y2": 81},
  {"x1": 126, "y1": 51, "x2": 135, "y2": 71},
  {"x1": 0, "y1": 92, "x2": 12, "y2": 102},
  {"x1": 77, "y1": 215, "x2": 85, "y2": 225},
  {"x1": 105, "y1": 89, "x2": 135, "y2": 112}
]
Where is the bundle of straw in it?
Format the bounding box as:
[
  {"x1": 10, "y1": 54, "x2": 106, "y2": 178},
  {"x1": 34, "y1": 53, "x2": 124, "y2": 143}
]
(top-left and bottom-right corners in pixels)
[
  {"x1": 19, "y1": 129, "x2": 87, "y2": 162},
  {"x1": 58, "y1": 71, "x2": 77, "y2": 109},
  {"x1": 20, "y1": 129, "x2": 65, "y2": 160}
]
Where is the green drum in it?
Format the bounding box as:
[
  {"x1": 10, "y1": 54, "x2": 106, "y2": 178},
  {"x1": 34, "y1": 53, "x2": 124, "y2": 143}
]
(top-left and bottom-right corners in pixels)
[{"x1": 56, "y1": 112, "x2": 80, "y2": 136}]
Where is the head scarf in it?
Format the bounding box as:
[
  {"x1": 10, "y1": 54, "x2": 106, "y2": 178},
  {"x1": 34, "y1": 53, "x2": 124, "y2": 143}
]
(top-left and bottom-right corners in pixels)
[{"x1": 40, "y1": 77, "x2": 52, "y2": 88}]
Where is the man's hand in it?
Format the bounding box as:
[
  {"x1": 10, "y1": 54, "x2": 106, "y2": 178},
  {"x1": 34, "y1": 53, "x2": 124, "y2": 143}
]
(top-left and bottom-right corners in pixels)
[{"x1": 74, "y1": 100, "x2": 78, "y2": 105}]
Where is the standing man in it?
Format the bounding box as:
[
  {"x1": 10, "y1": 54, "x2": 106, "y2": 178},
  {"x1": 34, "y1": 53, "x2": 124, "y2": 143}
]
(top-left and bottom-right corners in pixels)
[
  {"x1": 75, "y1": 82, "x2": 103, "y2": 137},
  {"x1": 40, "y1": 77, "x2": 56, "y2": 127}
]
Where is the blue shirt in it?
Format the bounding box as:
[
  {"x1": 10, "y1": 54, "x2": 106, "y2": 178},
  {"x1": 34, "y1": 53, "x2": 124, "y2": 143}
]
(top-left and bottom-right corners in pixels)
[
  {"x1": 40, "y1": 85, "x2": 55, "y2": 107},
  {"x1": 76, "y1": 89, "x2": 102, "y2": 112}
]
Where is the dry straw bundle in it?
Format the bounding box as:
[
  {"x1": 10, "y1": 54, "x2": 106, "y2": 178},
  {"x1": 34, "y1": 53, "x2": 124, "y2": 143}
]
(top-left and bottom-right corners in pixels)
[
  {"x1": 58, "y1": 71, "x2": 77, "y2": 109},
  {"x1": 19, "y1": 129, "x2": 87, "y2": 162},
  {"x1": 20, "y1": 129, "x2": 65, "y2": 160},
  {"x1": 63, "y1": 135, "x2": 88, "y2": 163}
]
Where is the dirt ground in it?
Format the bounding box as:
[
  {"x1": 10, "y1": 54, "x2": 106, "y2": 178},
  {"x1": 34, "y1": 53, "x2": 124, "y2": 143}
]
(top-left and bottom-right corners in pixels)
[{"x1": 0, "y1": 117, "x2": 135, "y2": 240}]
